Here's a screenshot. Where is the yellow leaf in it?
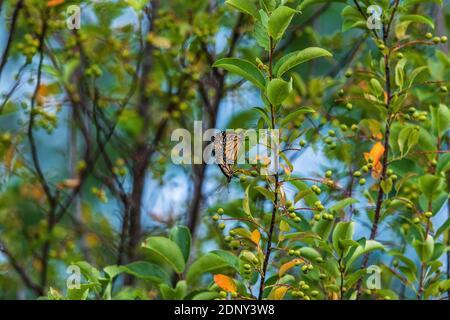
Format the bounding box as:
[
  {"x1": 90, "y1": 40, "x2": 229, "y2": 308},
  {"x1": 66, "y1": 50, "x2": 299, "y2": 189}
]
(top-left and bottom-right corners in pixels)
[
  {"x1": 269, "y1": 286, "x2": 288, "y2": 300},
  {"x1": 147, "y1": 33, "x2": 172, "y2": 49},
  {"x1": 58, "y1": 178, "x2": 80, "y2": 189},
  {"x1": 250, "y1": 229, "x2": 261, "y2": 245},
  {"x1": 214, "y1": 274, "x2": 237, "y2": 293},
  {"x1": 280, "y1": 220, "x2": 290, "y2": 232},
  {"x1": 278, "y1": 258, "x2": 304, "y2": 277}
]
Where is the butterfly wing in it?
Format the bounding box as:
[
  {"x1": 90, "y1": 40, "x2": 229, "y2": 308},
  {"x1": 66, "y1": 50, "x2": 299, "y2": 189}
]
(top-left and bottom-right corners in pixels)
[{"x1": 213, "y1": 132, "x2": 241, "y2": 182}]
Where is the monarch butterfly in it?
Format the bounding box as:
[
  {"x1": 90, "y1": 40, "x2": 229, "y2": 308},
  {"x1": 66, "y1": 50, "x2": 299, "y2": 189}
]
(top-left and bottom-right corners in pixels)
[{"x1": 211, "y1": 131, "x2": 242, "y2": 183}]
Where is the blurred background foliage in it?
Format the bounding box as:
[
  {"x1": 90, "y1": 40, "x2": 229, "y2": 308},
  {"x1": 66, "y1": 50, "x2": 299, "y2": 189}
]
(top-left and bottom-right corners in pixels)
[{"x1": 0, "y1": 0, "x2": 449, "y2": 299}]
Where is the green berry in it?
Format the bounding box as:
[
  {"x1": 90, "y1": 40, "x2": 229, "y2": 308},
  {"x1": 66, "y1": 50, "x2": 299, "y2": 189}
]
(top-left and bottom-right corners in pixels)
[
  {"x1": 294, "y1": 217, "x2": 301, "y2": 223},
  {"x1": 328, "y1": 130, "x2": 336, "y2": 137},
  {"x1": 212, "y1": 214, "x2": 220, "y2": 221},
  {"x1": 351, "y1": 124, "x2": 358, "y2": 131},
  {"x1": 413, "y1": 217, "x2": 420, "y2": 224},
  {"x1": 288, "y1": 249, "x2": 295, "y2": 256},
  {"x1": 424, "y1": 211, "x2": 432, "y2": 218},
  {"x1": 359, "y1": 178, "x2": 366, "y2": 186},
  {"x1": 299, "y1": 139, "x2": 306, "y2": 147},
  {"x1": 396, "y1": 52, "x2": 404, "y2": 59},
  {"x1": 440, "y1": 36, "x2": 448, "y2": 43},
  {"x1": 340, "y1": 124, "x2": 348, "y2": 132},
  {"x1": 219, "y1": 291, "x2": 227, "y2": 298},
  {"x1": 425, "y1": 32, "x2": 433, "y2": 39},
  {"x1": 353, "y1": 171, "x2": 361, "y2": 177},
  {"x1": 325, "y1": 170, "x2": 332, "y2": 178},
  {"x1": 362, "y1": 165, "x2": 369, "y2": 173},
  {"x1": 345, "y1": 70, "x2": 353, "y2": 78},
  {"x1": 346, "y1": 103, "x2": 353, "y2": 111},
  {"x1": 310, "y1": 290, "x2": 319, "y2": 297},
  {"x1": 230, "y1": 240, "x2": 240, "y2": 250},
  {"x1": 240, "y1": 176, "x2": 247, "y2": 183},
  {"x1": 288, "y1": 206, "x2": 295, "y2": 213},
  {"x1": 244, "y1": 263, "x2": 251, "y2": 270},
  {"x1": 433, "y1": 37, "x2": 441, "y2": 44},
  {"x1": 217, "y1": 208, "x2": 224, "y2": 215},
  {"x1": 314, "y1": 214, "x2": 321, "y2": 221},
  {"x1": 218, "y1": 222, "x2": 225, "y2": 230},
  {"x1": 224, "y1": 236, "x2": 233, "y2": 243}
]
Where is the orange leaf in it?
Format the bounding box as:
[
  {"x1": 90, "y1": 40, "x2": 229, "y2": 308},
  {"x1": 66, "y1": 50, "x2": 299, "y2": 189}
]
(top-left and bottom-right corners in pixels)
[
  {"x1": 278, "y1": 258, "x2": 304, "y2": 277},
  {"x1": 364, "y1": 142, "x2": 385, "y2": 179},
  {"x1": 47, "y1": 0, "x2": 65, "y2": 7},
  {"x1": 250, "y1": 229, "x2": 261, "y2": 245},
  {"x1": 364, "y1": 142, "x2": 385, "y2": 165},
  {"x1": 213, "y1": 274, "x2": 237, "y2": 293}
]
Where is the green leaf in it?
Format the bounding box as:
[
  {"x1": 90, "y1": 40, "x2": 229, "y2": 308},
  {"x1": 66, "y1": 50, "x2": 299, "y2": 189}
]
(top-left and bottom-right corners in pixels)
[
  {"x1": 186, "y1": 252, "x2": 234, "y2": 283},
  {"x1": 191, "y1": 291, "x2": 221, "y2": 300},
  {"x1": 418, "y1": 174, "x2": 444, "y2": 201},
  {"x1": 347, "y1": 240, "x2": 385, "y2": 267},
  {"x1": 266, "y1": 78, "x2": 292, "y2": 106},
  {"x1": 75, "y1": 261, "x2": 101, "y2": 284},
  {"x1": 400, "y1": 14, "x2": 435, "y2": 29},
  {"x1": 332, "y1": 222, "x2": 355, "y2": 254},
  {"x1": 123, "y1": 261, "x2": 171, "y2": 284},
  {"x1": 403, "y1": 0, "x2": 442, "y2": 6},
  {"x1": 268, "y1": 6, "x2": 297, "y2": 40},
  {"x1": 103, "y1": 265, "x2": 125, "y2": 279},
  {"x1": 169, "y1": 226, "x2": 192, "y2": 263},
  {"x1": 369, "y1": 78, "x2": 384, "y2": 97},
  {"x1": 329, "y1": 198, "x2": 359, "y2": 212},
  {"x1": 243, "y1": 185, "x2": 252, "y2": 216},
  {"x1": 254, "y1": 10, "x2": 270, "y2": 51},
  {"x1": 288, "y1": 179, "x2": 319, "y2": 207},
  {"x1": 225, "y1": 0, "x2": 258, "y2": 18},
  {"x1": 254, "y1": 186, "x2": 275, "y2": 202},
  {"x1": 275, "y1": 47, "x2": 332, "y2": 78},
  {"x1": 413, "y1": 236, "x2": 434, "y2": 262},
  {"x1": 213, "y1": 58, "x2": 266, "y2": 90},
  {"x1": 159, "y1": 283, "x2": 176, "y2": 300},
  {"x1": 395, "y1": 58, "x2": 406, "y2": 90},
  {"x1": 380, "y1": 178, "x2": 393, "y2": 194},
  {"x1": 254, "y1": 106, "x2": 272, "y2": 128},
  {"x1": 407, "y1": 66, "x2": 428, "y2": 88},
  {"x1": 67, "y1": 284, "x2": 94, "y2": 300},
  {"x1": 142, "y1": 236, "x2": 186, "y2": 273},
  {"x1": 430, "y1": 104, "x2": 450, "y2": 138},
  {"x1": 299, "y1": 247, "x2": 322, "y2": 261},
  {"x1": 299, "y1": 0, "x2": 346, "y2": 10},
  {"x1": 398, "y1": 126, "x2": 419, "y2": 157},
  {"x1": 280, "y1": 107, "x2": 315, "y2": 127}
]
